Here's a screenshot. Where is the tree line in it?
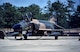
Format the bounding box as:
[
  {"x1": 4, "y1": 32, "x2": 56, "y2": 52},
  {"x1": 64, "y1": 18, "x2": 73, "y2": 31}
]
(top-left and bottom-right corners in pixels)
[{"x1": 0, "y1": 0, "x2": 80, "y2": 28}]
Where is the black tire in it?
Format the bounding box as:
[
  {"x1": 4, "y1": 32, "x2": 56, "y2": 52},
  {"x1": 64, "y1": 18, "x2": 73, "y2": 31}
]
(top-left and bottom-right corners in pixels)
[
  {"x1": 55, "y1": 35, "x2": 58, "y2": 40},
  {"x1": 0, "y1": 31, "x2": 5, "y2": 39},
  {"x1": 23, "y1": 35, "x2": 27, "y2": 40},
  {"x1": 15, "y1": 36, "x2": 17, "y2": 39}
]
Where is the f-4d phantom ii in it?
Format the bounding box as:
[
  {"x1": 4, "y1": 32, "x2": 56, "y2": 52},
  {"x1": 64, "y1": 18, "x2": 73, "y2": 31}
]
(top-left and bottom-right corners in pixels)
[{"x1": 12, "y1": 12, "x2": 64, "y2": 40}]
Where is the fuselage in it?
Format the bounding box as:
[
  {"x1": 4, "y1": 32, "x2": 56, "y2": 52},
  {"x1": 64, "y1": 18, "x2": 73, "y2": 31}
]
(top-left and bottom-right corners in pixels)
[
  {"x1": 31, "y1": 19, "x2": 55, "y2": 30},
  {"x1": 12, "y1": 16, "x2": 56, "y2": 36}
]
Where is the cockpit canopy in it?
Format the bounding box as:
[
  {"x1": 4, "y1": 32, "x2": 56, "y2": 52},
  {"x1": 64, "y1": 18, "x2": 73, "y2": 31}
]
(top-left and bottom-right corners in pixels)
[{"x1": 23, "y1": 12, "x2": 33, "y2": 22}]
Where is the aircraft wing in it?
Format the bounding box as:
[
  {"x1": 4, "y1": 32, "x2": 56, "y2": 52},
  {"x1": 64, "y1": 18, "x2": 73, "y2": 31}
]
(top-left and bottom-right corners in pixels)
[
  {"x1": 39, "y1": 29, "x2": 52, "y2": 31},
  {"x1": 39, "y1": 29, "x2": 64, "y2": 31}
]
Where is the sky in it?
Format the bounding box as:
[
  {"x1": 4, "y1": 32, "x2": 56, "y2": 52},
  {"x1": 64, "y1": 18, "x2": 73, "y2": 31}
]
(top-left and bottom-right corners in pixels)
[
  {"x1": 0, "y1": 0, "x2": 79, "y2": 8},
  {"x1": 0, "y1": 0, "x2": 67, "y2": 8}
]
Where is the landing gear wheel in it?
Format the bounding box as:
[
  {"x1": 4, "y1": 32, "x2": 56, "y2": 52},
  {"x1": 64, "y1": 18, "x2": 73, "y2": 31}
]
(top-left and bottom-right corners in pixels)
[
  {"x1": 23, "y1": 35, "x2": 27, "y2": 40},
  {"x1": 0, "y1": 31, "x2": 5, "y2": 39},
  {"x1": 15, "y1": 36, "x2": 17, "y2": 39}
]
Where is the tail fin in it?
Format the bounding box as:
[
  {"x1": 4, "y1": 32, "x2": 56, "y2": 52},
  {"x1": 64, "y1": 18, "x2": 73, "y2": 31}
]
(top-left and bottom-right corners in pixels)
[
  {"x1": 49, "y1": 15, "x2": 65, "y2": 29},
  {"x1": 49, "y1": 15, "x2": 56, "y2": 23}
]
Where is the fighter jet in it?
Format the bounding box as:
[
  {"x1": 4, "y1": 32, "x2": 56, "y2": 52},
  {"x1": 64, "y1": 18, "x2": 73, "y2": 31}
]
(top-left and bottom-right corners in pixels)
[{"x1": 12, "y1": 12, "x2": 64, "y2": 39}]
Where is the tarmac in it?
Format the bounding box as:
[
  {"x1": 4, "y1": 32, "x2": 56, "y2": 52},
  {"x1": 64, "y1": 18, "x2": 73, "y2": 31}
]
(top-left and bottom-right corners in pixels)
[{"x1": 0, "y1": 36, "x2": 80, "y2": 52}]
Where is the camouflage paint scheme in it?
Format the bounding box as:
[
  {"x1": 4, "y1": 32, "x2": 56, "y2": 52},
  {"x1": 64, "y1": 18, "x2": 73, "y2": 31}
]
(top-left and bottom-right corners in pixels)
[
  {"x1": 12, "y1": 16, "x2": 56, "y2": 36},
  {"x1": 12, "y1": 12, "x2": 64, "y2": 40}
]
